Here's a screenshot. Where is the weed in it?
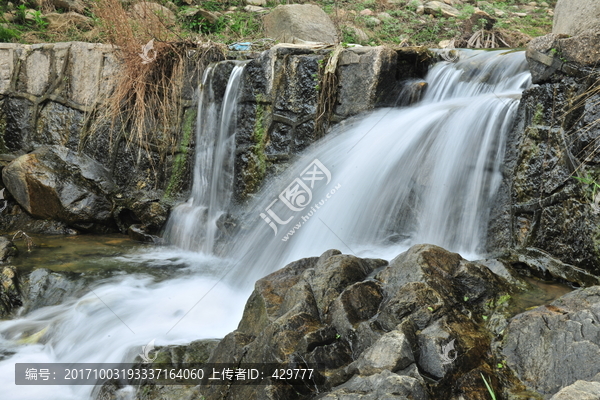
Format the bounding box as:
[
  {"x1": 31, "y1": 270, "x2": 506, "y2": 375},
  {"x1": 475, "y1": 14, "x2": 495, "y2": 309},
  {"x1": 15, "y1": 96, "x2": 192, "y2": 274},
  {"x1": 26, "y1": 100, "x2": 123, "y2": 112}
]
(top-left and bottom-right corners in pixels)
[
  {"x1": 224, "y1": 12, "x2": 262, "y2": 41},
  {"x1": 481, "y1": 373, "x2": 497, "y2": 400},
  {"x1": 90, "y1": 0, "x2": 225, "y2": 171},
  {"x1": 0, "y1": 25, "x2": 20, "y2": 42},
  {"x1": 31, "y1": 10, "x2": 48, "y2": 30},
  {"x1": 573, "y1": 173, "x2": 600, "y2": 204},
  {"x1": 15, "y1": 5, "x2": 28, "y2": 24}
]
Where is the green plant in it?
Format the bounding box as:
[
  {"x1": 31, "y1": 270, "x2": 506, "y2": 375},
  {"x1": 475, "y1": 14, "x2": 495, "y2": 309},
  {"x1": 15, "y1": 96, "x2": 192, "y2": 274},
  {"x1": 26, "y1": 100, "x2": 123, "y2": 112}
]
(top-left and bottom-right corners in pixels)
[
  {"x1": 32, "y1": 10, "x2": 48, "y2": 30},
  {"x1": 341, "y1": 26, "x2": 358, "y2": 45},
  {"x1": 533, "y1": 103, "x2": 544, "y2": 124},
  {"x1": 226, "y1": 12, "x2": 262, "y2": 40},
  {"x1": 15, "y1": 4, "x2": 28, "y2": 24},
  {"x1": 182, "y1": 11, "x2": 226, "y2": 34},
  {"x1": 481, "y1": 373, "x2": 497, "y2": 400},
  {"x1": 0, "y1": 25, "x2": 20, "y2": 42},
  {"x1": 573, "y1": 173, "x2": 600, "y2": 202}
]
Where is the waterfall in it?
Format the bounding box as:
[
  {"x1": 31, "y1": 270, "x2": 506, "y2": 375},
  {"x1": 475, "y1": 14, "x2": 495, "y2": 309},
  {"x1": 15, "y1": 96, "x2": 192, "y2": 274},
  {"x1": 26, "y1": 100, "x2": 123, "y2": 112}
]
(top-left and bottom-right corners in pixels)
[
  {"x1": 227, "y1": 49, "x2": 531, "y2": 285},
  {"x1": 0, "y1": 49, "x2": 531, "y2": 400},
  {"x1": 164, "y1": 61, "x2": 247, "y2": 253}
]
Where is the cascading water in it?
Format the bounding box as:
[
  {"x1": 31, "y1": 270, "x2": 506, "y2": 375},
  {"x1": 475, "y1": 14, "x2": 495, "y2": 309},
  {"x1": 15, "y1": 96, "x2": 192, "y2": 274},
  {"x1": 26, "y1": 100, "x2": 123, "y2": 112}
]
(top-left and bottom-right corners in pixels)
[
  {"x1": 0, "y1": 49, "x2": 531, "y2": 400},
  {"x1": 164, "y1": 61, "x2": 247, "y2": 253},
  {"x1": 227, "y1": 49, "x2": 531, "y2": 285}
]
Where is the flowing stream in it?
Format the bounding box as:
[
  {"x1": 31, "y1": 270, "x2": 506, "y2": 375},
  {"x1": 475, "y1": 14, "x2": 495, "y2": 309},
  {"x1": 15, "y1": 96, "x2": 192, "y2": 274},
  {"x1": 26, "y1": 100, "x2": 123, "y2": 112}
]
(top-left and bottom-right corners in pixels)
[{"x1": 0, "y1": 49, "x2": 532, "y2": 400}]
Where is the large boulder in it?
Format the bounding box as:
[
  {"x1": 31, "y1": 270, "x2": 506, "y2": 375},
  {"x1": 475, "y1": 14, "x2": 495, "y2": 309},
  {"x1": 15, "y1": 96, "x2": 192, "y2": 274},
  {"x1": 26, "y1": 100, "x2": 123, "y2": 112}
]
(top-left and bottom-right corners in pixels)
[
  {"x1": 503, "y1": 286, "x2": 600, "y2": 396},
  {"x1": 2, "y1": 146, "x2": 116, "y2": 232},
  {"x1": 553, "y1": 0, "x2": 600, "y2": 37},
  {"x1": 263, "y1": 4, "x2": 338, "y2": 44}
]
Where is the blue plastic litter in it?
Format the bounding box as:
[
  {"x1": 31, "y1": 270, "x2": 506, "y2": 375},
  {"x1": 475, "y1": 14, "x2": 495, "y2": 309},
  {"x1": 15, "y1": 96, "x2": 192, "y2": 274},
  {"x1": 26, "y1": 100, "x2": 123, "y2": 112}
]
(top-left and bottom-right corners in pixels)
[{"x1": 229, "y1": 42, "x2": 252, "y2": 51}]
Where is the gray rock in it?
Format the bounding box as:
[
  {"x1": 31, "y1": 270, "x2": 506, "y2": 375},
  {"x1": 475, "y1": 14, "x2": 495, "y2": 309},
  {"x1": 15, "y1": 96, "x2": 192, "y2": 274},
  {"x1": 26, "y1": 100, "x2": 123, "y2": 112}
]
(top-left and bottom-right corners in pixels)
[
  {"x1": 503, "y1": 286, "x2": 600, "y2": 395},
  {"x1": 503, "y1": 248, "x2": 600, "y2": 287},
  {"x1": 553, "y1": 0, "x2": 600, "y2": 37},
  {"x1": 486, "y1": 76, "x2": 600, "y2": 276},
  {"x1": 45, "y1": 12, "x2": 92, "y2": 31},
  {"x1": 550, "y1": 380, "x2": 600, "y2": 400},
  {"x1": 0, "y1": 266, "x2": 20, "y2": 317},
  {"x1": 0, "y1": 237, "x2": 18, "y2": 262},
  {"x1": 424, "y1": 1, "x2": 460, "y2": 17},
  {"x1": 51, "y1": 0, "x2": 85, "y2": 13},
  {"x1": 127, "y1": 224, "x2": 160, "y2": 243},
  {"x1": 417, "y1": 318, "x2": 457, "y2": 379},
  {"x1": 130, "y1": 2, "x2": 176, "y2": 26},
  {"x1": 244, "y1": 5, "x2": 268, "y2": 12},
  {"x1": 2, "y1": 145, "x2": 116, "y2": 232},
  {"x1": 318, "y1": 370, "x2": 429, "y2": 400},
  {"x1": 263, "y1": 4, "x2": 338, "y2": 44},
  {"x1": 526, "y1": 32, "x2": 600, "y2": 83},
  {"x1": 22, "y1": 268, "x2": 87, "y2": 314},
  {"x1": 351, "y1": 330, "x2": 415, "y2": 375}
]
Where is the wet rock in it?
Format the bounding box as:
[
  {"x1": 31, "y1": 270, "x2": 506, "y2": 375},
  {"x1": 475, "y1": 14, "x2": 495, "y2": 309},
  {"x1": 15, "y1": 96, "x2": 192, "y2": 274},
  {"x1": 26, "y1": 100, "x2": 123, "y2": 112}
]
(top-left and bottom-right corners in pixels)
[
  {"x1": 502, "y1": 248, "x2": 600, "y2": 287},
  {"x1": 127, "y1": 224, "x2": 160, "y2": 243},
  {"x1": 553, "y1": 0, "x2": 600, "y2": 37},
  {"x1": 487, "y1": 77, "x2": 600, "y2": 277},
  {"x1": 139, "y1": 244, "x2": 528, "y2": 400},
  {"x1": 0, "y1": 266, "x2": 20, "y2": 317},
  {"x1": 503, "y1": 286, "x2": 600, "y2": 396},
  {"x1": 263, "y1": 4, "x2": 338, "y2": 44},
  {"x1": 0, "y1": 237, "x2": 18, "y2": 262},
  {"x1": 0, "y1": 204, "x2": 75, "y2": 235},
  {"x1": 21, "y1": 268, "x2": 88, "y2": 314},
  {"x1": 2, "y1": 145, "x2": 117, "y2": 233},
  {"x1": 336, "y1": 46, "x2": 399, "y2": 117}
]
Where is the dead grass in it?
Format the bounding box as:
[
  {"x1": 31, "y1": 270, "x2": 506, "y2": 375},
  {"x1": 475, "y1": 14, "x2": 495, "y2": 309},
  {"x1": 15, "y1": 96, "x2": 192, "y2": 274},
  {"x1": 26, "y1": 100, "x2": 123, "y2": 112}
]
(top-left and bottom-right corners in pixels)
[{"x1": 88, "y1": 0, "x2": 225, "y2": 167}]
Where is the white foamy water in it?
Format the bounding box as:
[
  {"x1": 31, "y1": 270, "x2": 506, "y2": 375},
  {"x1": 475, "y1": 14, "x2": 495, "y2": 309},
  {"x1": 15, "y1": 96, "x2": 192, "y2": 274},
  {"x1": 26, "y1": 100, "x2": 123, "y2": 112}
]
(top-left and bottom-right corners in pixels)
[{"x1": 0, "y1": 49, "x2": 531, "y2": 400}]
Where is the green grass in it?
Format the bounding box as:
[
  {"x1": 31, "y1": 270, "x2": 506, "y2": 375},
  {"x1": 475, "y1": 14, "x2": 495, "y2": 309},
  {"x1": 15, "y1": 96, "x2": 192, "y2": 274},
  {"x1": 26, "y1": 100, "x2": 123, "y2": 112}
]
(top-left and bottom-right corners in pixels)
[
  {"x1": 0, "y1": 0, "x2": 557, "y2": 48},
  {"x1": 481, "y1": 373, "x2": 497, "y2": 400}
]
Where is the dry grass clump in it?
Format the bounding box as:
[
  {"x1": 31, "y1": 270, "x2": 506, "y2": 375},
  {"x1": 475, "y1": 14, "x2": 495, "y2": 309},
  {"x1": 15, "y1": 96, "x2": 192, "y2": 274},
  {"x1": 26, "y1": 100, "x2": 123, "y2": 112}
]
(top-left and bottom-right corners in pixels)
[{"x1": 89, "y1": 0, "x2": 225, "y2": 164}]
